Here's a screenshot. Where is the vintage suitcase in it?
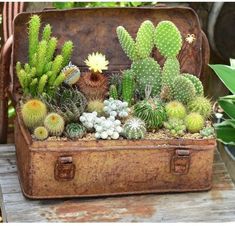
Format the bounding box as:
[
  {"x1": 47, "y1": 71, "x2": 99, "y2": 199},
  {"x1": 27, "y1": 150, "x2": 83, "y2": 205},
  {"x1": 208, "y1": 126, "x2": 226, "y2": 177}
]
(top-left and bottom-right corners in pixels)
[{"x1": 12, "y1": 7, "x2": 216, "y2": 199}]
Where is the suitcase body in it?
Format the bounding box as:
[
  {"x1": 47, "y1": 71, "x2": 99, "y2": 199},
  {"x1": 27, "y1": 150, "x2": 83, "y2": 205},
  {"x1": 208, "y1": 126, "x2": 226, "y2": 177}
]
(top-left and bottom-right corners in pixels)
[{"x1": 12, "y1": 7, "x2": 216, "y2": 199}]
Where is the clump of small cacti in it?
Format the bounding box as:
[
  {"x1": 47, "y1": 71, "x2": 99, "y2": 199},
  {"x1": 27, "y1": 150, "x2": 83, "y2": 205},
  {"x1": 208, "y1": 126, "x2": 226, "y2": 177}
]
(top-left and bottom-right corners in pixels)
[
  {"x1": 134, "y1": 98, "x2": 167, "y2": 131},
  {"x1": 165, "y1": 101, "x2": 186, "y2": 120},
  {"x1": 21, "y1": 99, "x2": 47, "y2": 129},
  {"x1": 200, "y1": 127, "x2": 215, "y2": 138},
  {"x1": 77, "y1": 52, "x2": 109, "y2": 100},
  {"x1": 103, "y1": 98, "x2": 130, "y2": 118},
  {"x1": 87, "y1": 99, "x2": 104, "y2": 116},
  {"x1": 123, "y1": 118, "x2": 146, "y2": 139},
  {"x1": 65, "y1": 123, "x2": 86, "y2": 139},
  {"x1": 33, "y1": 126, "x2": 48, "y2": 140},
  {"x1": 164, "y1": 118, "x2": 186, "y2": 137},
  {"x1": 61, "y1": 62, "x2": 80, "y2": 85},
  {"x1": 185, "y1": 112, "x2": 204, "y2": 133},
  {"x1": 80, "y1": 112, "x2": 99, "y2": 131},
  {"x1": 187, "y1": 96, "x2": 212, "y2": 119},
  {"x1": 182, "y1": 73, "x2": 204, "y2": 96},
  {"x1": 44, "y1": 113, "x2": 65, "y2": 136}
]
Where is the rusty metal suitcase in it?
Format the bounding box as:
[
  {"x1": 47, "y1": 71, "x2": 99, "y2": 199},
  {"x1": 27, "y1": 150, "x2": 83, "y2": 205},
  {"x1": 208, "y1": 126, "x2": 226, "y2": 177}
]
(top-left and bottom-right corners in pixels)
[{"x1": 12, "y1": 6, "x2": 216, "y2": 199}]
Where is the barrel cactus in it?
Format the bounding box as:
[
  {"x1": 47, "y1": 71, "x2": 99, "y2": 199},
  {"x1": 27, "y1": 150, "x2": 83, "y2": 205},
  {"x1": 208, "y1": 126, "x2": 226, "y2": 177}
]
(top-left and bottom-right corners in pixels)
[
  {"x1": 33, "y1": 126, "x2": 48, "y2": 140},
  {"x1": 44, "y1": 113, "x2": 65, "y2": 136},
  {"x1": 165, "y1": 101, "x2": 186, "y2": 120},
  {"x1": 163, "y1": 118, "x2": 186, "y2": 137},
  {"x1": 185, "y1": 112, "x2": 204, "y2": 133},
  {"x1": 123, "y1": 118, "x2": 146, "y2": 140},
  {"x1": 182, "y1": 73, "x2": 204, "y2": 96},
  {"x1": 65, "y1": 123, "x2": 86, "y2": 139},
  {"x1": 87, "y1": 99, "x2": 104, "y2": 116}
]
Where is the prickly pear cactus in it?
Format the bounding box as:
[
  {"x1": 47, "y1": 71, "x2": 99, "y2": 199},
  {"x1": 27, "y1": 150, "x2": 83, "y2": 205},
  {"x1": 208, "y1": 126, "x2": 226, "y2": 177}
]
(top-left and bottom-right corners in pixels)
[
  {"x1": 163, "y1": 118, "x2": 186, "y2": 137},
  {"x1": 182, "y1": 73, "x2": 204, "y2": 96},
  {"x1": 123, "y1": 118, "x2": 146, "y2": 140},
  {"x1": 65, "y1": 123, "x2": 86, "y2": 139},
  {"x1": 121, "y1": 70, "x2": 135, "y2": 106}
]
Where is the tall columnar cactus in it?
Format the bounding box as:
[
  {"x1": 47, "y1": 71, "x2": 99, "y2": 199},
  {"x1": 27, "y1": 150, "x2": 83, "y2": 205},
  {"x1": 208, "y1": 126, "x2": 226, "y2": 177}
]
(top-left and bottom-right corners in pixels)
[
  {"x1": 35, "y1": 40, "x2": 48, "y2": 76},
  {"x1": 109, "y1": 73, "x2": 122, "y2": 97},
  {"x1": 131, "y1": 57, "x2": 162, "y2": 99},
  {"x1": 42, "y1": 24, "x2": 52, "y2": 42},
  {"x1": 123, "y1": 118, "x2": 146, "y2": 139},
  {"x1": 154, "y1": 20, "x2": 182, "y2": 58},
  {"x1": 121, "y1": 69, "x2": 135, "y2": 105},
  {"x1": 44, "y1": 113, "x2": 65, "y2": 136},
  {"x1": 61, "y1": 41, "x2": 74, "y2": 67},
  {"x1": 109, "y1": 85, "x2": 118, "y2": 100},
  {"x1": 46, "y1": 37, "x2": 58, "y2": 63},
  {"x1": 182, "y1": 73, "x2": 204, "y2": 96}
]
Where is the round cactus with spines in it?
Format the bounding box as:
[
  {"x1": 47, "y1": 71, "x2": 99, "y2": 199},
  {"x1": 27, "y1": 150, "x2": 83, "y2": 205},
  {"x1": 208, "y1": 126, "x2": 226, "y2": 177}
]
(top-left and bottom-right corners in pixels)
[
  {"x1": 163, "y1": 118, "x2": 186, "y2": 137},
  {"x1": 133, "y1": 98, "x2": 167, "y2": 131},
  {"x1": 87, "y1": 99, "x2": 104, "y2": 116},
  {"x1": 33, "y1": 126, "x2": 48, "y2": 140},
  {"x1": 65, "y1": 123, "x2": 86, "y2": 139},
  {"x1": 185, "y1": 112, "x2": 204, "y2": 133},
  {"x1": 21, "y1": 99, "x2": 47, "y2": 129},
  {"x1": 121, "y1": 70, "x2": 135, "y2": 106},
  {"x1": 182, "y1": 73, "x2": 204, "y2": 96},
  {"x1": 44, "y1": 113, "x2": 65, "y2": 136},
  {"x1": 123, "y1": 118, "x2": 146, "y2": 139},
  {"x1": 165, "y1": 101, "x2": 186, "y2": 120},
  {"x1": 187, "y1": 96, "x2": 212, "y2": 119},
  {"x1": 172, "y1": 76, "x2": 196, "y2": 105},
  {"x1": 154, "y1": 21, "x2": 182, "y2": 58}
]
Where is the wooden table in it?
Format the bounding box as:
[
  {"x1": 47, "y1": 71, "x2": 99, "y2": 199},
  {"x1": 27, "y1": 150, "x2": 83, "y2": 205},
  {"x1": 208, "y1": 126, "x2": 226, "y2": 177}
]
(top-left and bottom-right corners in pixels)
[{"x1": 0, "y1": 144, "x2": 235, "y2": 222}]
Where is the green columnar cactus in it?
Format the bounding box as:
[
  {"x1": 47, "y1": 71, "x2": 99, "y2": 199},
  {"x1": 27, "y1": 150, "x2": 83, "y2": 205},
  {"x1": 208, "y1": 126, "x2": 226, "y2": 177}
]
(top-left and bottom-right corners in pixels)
[
  {"x1": 172, "y1": 76, "x2": 196, "y2": 105},
  {"x1": 33, "y1": 126, "x2": 48, "y2": 140},
  {"x1": 121, "y1": 70, "x2": 135, "y2": 105},
  {"x1": 42, "y1": 24, "x2": 52, "y2": 41},
  {"x1": 46, "y1": 37, "x2": 58, "y2": 63},
  {"x1": 51, "y1": 55, "x2": 64, "y2": 76},
  {"x1": 109, "y1": 73, "x2": 122, "y2": 97},
  {"x1": 185, "y1": 112, "x2": 204, "y2": 133},
  {"x1": 134, "y1": 98, "x2": 167, "y2": 131},
  {"x1": 182, "y1": 73, "x2": 204, "y2": 96},
  {"x1": 131, "y1": 57, "x2": 162, "y2": 99},
  {"x1": 44, "y1": 113, "x2": 65, "y2": 136},
  {"x1": 163, "y1": 118, "x2": 186, "y2": 137},
  {"x1": 135, "y1": 20, "x2": 155, "y2": 59},
  {"x1": 116, "y1": 26, "x2": 138, "y2": 61},
  {"x1": 21, "y1": 99, "x2": 47, "y2": 129},
  {"x1": 109, "y1": 85, "x2": 118, "y2": 99},
  {"x1": 87, "y1": 99, "x2": 104, "y2": 116},
  {"x1": 65, "y1": 123, "x2": 86, "y2": 139},
  {"x1": 36, "y1": 40, "x2": 47, "y2": 76},
  {"x1": 187, "y1": 96, "x2": 212, "y2": 119},
  {"x1": 28, "y1": 15, "x2": 41, "y2": 66},
  {"x1": 61, "y1": 41, "x2": 74, "y2": 67},
  {"x1": 154, "y1": 20, "x2": 182, "y2": 58},
  {"x1": 165, "y1": 101, "x2": 186, "y2": 119},
  {"x1": 38, "y1": 74, "x2": 48, "y2": 94},
  {"x1": 29, "y1": 78, "x2": 38, "y2": 96},
  {"x1": 123, "y1": 118, "x2": 146, "y2": 139}
]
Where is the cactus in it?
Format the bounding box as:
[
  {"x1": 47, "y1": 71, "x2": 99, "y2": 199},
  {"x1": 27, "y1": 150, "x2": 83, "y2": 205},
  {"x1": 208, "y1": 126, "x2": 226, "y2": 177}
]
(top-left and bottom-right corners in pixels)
[
  {"x1": 172, "y1": 76, "x2": 196, "y2": 105},
  {"x1": 121, "y1": 70, "x2": 135, "y2": 105},
  {"x1": 200, "y1": 127, "x2": 215, "y2": 138},
  {"x1": 62, "y1": 63, "x2": 81, "y2": 86},
  {"x1": 154, "y1": 20, "x2": 182, "y2": 58},
  {"x1": 46, "y1": 37, "x2": 58, "y2": 63},
  {"x1": 44, "y1": 113, "x2": 65, "y2": 136},
  {"x1": 183, "y1": 73, "x2": 204, "y2": 96},
  {"x1": 80, "y1": 112, "x2": 99, "y2": 131},
  {"x1": 33, "y1": 126, "x2": 48, "y2": 140},
  {"x1": 42, "y1": 24, "x2": 52, "y2": 41},
  {"x1": 21, "y1": 99, "x2": 47, "y2": 129},
  {"x1": 131, "y1": 57, "x2": 162, "y2": 99},
  {"x1": 87, "y1": 99, "x2": 104, "y2": 116},
  {"x1": 187, "y1": 96, "x2": 212, "y2": 119},
  {"x1": 165, "y1": 101, "x2": 186, "y2": 120},
  {"x1": 38, "y1": 74, "x2": 48, "y2": 94},
  {"x1": 61, "y1": 41, "x2": 74, "y2": 67},
  {"x1": 65, "y1": 123, "x2": 86, "y2": 139},
  {"x1": 109, "y1": 73, "x2": 122, "y2": 97},
  {"x1": 109, "y1": 85, "x2": 119, "y2": 99},
  {"x1": 123, "y1": 118, "x2": 146, "y2": 139},
  {"x1": 36, "y1": 40, "x2": 48, "y2": 76},
  {"x1": 133, "y1": 98, "x2": 167, "y2": 131},
  {"x1": 185, "y1": 112, "x2": 204, "y2": 133},
  {"x1": 163, "y1": 118, "x2": 186, "y2": 137}
]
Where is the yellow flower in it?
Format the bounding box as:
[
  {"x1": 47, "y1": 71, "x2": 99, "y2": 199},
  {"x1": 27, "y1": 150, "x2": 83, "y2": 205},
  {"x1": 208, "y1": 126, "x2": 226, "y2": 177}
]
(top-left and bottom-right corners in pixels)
[{"x1": 84, "y1": 52, "x2": 109, "y2": 73}]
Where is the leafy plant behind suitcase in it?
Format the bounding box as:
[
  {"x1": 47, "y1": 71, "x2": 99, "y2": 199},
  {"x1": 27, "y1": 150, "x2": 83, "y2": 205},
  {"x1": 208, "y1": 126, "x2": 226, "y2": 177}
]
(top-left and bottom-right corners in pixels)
[{"x1": 17, "y1": 14, "x2": 215, "y2": 141}]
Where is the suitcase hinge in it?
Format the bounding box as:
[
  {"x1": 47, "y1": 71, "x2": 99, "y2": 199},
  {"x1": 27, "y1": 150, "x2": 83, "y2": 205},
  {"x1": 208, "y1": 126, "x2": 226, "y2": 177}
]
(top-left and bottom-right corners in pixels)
[
  {"x1": 54, "y1": 156, "x2": 75, "y2": 181},
  {"x1": 171, "y1": 149, "x2": 191, "y2": 175}
]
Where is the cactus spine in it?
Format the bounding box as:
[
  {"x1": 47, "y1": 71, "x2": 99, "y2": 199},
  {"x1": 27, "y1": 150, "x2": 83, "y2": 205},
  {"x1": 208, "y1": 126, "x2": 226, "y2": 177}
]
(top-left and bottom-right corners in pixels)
[
  {"x1": 121, "y1": 70, "x2": 135, "y2": 105},
  {"x1": 123, "y1": 118, "x2": 146, "y2": 139},
  {"x1": 44, "y1": 113, "x2": 65, "y2": 136},
  {"x1": 34, "y1": 126, "x2": 48, "y2": 140}
]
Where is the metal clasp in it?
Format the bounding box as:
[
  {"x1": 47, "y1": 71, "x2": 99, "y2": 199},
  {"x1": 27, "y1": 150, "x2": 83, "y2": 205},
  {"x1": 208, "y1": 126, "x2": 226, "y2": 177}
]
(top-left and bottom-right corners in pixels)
[
  {"x1": 54, "y1": 156, "x2": 75, "y2": 181},
  {"x1": 171, "y1": 149, "x2": 191, "y2": 175}
]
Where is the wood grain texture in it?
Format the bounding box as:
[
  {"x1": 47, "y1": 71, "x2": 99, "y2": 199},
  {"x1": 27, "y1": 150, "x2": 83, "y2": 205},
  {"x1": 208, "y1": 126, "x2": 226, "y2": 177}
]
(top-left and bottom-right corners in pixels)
[{"x1": 0, "y1": 144, "x2": 235, "y2": 222}]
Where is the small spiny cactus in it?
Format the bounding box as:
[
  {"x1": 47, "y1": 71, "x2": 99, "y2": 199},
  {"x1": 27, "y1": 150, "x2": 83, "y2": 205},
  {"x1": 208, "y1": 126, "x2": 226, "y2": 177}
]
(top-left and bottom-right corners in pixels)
[
  {"x1": 123, "y1": 118, "x2": 146, "y2": 139},
  {"x1": 44, "y1": 113, "x2": 65, "y2": 136},
  {"x1": 163, "y1": 118, "x2": 186, "y2": 137},
  {"x1": 33, "y1": 126, "x2": 48, "y2": 140},
  {"x1": 185, "y1": 112, "x2": 204, "y2": 133},
  {"x1": 65, "y1": 123, "x2": 86, "y2": 139},
  {"x1": 109, "y1": 85, "x2": 118, "y2": 99},
  {"x1": 165, "y1": 101, "x2": 186, "y2": 120},
  {"x1": 87, "y1": 99, "x2": 104, "y2": 116}
]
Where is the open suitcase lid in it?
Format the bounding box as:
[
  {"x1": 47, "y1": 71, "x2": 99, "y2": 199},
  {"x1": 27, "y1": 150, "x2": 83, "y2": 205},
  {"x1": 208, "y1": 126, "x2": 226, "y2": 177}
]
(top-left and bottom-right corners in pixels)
[{"x1": 12, "y1": 6, "x2": 209, "y2": 102}]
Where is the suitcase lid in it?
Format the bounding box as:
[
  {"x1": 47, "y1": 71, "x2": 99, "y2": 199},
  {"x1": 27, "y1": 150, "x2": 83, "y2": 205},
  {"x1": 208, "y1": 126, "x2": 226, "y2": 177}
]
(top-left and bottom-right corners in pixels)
[{"x1": 12, "y1": 6, "x2": 207, "y2": 101}]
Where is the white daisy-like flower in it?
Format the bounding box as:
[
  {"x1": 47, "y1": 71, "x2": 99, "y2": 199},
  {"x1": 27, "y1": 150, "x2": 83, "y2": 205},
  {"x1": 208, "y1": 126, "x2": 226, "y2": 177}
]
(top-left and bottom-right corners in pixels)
[{"x1": 84, "y1": 52, "x2": 109, "y2": 73}]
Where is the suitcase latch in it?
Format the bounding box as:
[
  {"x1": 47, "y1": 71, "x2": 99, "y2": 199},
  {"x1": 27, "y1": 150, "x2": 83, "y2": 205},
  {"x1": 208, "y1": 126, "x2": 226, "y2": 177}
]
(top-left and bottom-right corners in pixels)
[
  {"x1": 171, "y1": 149, "x2": 191, "y2": 175},
  {"x1": 54, "y1": 156, "x2": 75, "y2": 181}
]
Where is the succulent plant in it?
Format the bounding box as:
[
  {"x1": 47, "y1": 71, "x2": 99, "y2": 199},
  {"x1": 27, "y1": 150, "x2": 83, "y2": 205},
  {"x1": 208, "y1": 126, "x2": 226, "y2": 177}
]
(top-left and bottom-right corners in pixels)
[
  {"x1": 182, "y1": 73, "x2": 204, "y2": 96},
  {"x1": 65, "y1": 123, "x2": 86, "y2": 139},
  {"x1": 163, "y1": 118, "x2": 186, "y2": 137},
  {"x1": 109, "y1": 85, "x2": 119, "y2": 100},
  {"x1": 200, "y1": 126, "x2": 215, "y2": 138},
  {"x1": 185, "y1": 112, "x2": 204, "y2": 133},
  {"x1": 44, "y1": 112, "x2": 65, "y2": 136},
  {"x1": 165, "y1": 101, "x2": 186, "y2": 120},
  {"x1": 42, "y1": 24, "x2": 52, "y2": 42},
  {"x1": 172, "y1": 76, "x2": 196, "y2": 105},
  {"x1": 109, "y1": 73, "x2": 122, "y2": 97},
  {"x1": 61, "y1": 62, "x2": 81, "y2": 86},
  {"x1": 123, "y1": 117, "x2": 146, "y2": 139},
  {"x1": 80, "y1": 112, "x2": 99, "y2": 131},
  {"x1": 154, "y1": 20, "x2": 182, "y2": 58},
  {"x1": 187, "y1": 96, "x2": 212, "y2": 119},
  {"x1": 21, "y1": 99, "x2": 47, "y2": 129},
  {"x1": 61, "y1": 41, "x2": 74, "y2": 68},
  {"x1": 133, "y1": 98, "x2": 167, "y2": 131},
  {"x1": 87, "y1": 99, "x2": 104, "y2": 116},
  {"x1": 121, "y1": 69, "x2": 135, "y2": 106},
  {"x1": 131, "y1": 57, "x2": 162, "y2": 99},
  {"x1": 103, "y1": 98, "x2": 130, "y2": 118},
  {"x1": 33, "y1": 126, "x2": 48, "y2": 140},
  {"x1": 77, "y1": 52, "x2": 109, "y2": 100}
]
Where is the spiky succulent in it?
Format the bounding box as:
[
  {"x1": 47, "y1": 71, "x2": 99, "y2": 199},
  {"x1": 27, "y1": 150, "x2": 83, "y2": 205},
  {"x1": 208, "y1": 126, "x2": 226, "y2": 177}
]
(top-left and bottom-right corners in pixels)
[
  {"x1": 21, "y1": 99, "x2": 47, "y2": 129},
  {"x1": 121, "y1": 70, "x2": 135, "y2": 106},
  {"x1": 182, "y1": 73, "x2": 204, "y2": 96},
  {"x1": 185, "y1": 112, "x2": 204, "y2": 133},
  {"x1": 154, "y1": 20, "x2": 182, "y2": 58},
  {"x1": 165, "y1": 101, "x2": 186, "y2": 120},
  {"x1": 87, "y1": 99, "x2": 104, "y2": 116},
  {"x1": 65, "y1": 123, "x2": 86, "y2": 139},
  {"x1": 123, "y1": 118, "x2": 146, "y2": 140},
  {"x1": 163, "y1": 118, "x2": 186, "y2": 137},
  {"x1": 33, "y1": 126, "x2": 48, "y2": 140},
  {"x1": 44, "y1": 113, "x2": 65, "y2": 136},
  {"x1": 133, "y1": 98, "x2": 167, "y2": 131}
]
